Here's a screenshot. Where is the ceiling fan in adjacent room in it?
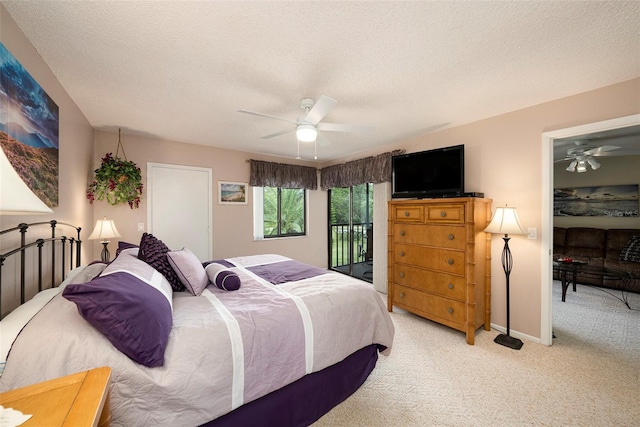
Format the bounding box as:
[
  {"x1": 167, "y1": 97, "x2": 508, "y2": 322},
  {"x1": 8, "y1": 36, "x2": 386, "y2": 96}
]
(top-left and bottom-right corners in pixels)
[
  {"x1": 238, "y1": 95, "x2": 373, "y2": 159},
  {"x1": 559, "y1": 142, "x2": 620, "y2": 172}
]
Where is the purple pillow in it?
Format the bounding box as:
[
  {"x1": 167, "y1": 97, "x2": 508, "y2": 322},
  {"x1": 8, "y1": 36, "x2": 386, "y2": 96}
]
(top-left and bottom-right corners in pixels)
[
  {"x1": 167, "y1": 247, "x2": 208, "y2": 296},
  {"x1": 115, "y1": 241, "x2": 139, "y2": 257},
  {"x1": 205, "y1": 263, "x2": 241, "y2": 291},
  {"x1": 62, "y1": 271, "x2": 172, "y2": 367},
  {"x1": 138, "y1": 233, "x2": 185, "y2": 292}
]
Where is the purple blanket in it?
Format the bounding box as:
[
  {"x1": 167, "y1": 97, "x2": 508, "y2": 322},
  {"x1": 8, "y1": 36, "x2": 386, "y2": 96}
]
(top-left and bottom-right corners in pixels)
[{"x1": 247, "y1": 260, "x2": 328, "y2": 285}]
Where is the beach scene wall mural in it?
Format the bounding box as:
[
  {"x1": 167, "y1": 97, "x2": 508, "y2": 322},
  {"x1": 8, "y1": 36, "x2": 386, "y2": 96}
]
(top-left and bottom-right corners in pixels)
[
  {"x1": 554, "y1": 184, "x2": 639, "y2": 217},
  {"x1": 0, "y1": 42, "x2": 59, "y2": 208}
]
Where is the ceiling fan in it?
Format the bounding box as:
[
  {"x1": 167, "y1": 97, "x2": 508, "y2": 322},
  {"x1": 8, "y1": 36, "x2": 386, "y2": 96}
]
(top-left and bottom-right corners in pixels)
[
  {"x1": 238, "y1": 95, "x2": 373, "y2": 159},
  {"x1": 559, "y1": 141, "x2": 620, "y2": 172}
]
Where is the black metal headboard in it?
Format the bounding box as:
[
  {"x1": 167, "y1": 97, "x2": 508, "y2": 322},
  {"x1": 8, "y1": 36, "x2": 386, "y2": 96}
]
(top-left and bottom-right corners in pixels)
[{"x1": 0, "y1": 220, "x2": 82, "y2": 319}]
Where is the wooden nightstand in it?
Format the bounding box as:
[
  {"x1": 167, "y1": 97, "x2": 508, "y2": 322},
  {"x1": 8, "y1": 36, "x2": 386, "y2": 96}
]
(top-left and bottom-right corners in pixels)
[{"x1": 0, "y1": 367, "x2": 111, "y2": 426}]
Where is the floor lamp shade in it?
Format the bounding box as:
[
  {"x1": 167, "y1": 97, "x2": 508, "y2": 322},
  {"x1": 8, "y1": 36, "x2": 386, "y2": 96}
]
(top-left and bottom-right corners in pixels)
[
  {"x1": 89, "y1": 217, "x2": 121, "y2": 262},
  {"x1": 484, "y1": 206, "x2": 526, "y2": 350},
  {"x1": 1, "y1": 148, "x2": 53, "y2": 214}
]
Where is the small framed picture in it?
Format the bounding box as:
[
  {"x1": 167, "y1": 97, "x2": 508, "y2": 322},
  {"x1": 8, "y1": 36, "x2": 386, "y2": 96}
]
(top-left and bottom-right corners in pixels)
[{"x1": 218, "y1": 181, "x2": 248, "y2": 205}]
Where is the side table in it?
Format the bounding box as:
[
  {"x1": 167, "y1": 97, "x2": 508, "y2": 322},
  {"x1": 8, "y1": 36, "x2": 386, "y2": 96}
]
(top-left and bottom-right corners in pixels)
[{"x1": 0, "y1": 366, "x2": 111, "y2": 426}]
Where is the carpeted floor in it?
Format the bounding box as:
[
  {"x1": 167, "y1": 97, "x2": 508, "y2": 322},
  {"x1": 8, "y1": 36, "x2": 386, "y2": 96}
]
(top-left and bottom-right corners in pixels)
[{"x1": 314, "y1": 281, "x2": 640, "y2": 426}]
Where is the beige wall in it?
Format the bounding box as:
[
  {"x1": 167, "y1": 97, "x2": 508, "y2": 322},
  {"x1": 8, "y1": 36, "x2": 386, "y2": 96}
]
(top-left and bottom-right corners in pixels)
[
  {"x1": 0, "y1": 4, "x2": 94, "y2": 314},
  {"x1": 343, "y1": 78, "x2": 640, "y2": 341},
  {"x1": 554, "y1": 155, "x2": 640, "y2": 229},
  {"x1": 0, "y1": 4, "x2": 94, "y2": 241},
  {"x1": 92, "y1": 131, "x2": 327, "y2": 267}
]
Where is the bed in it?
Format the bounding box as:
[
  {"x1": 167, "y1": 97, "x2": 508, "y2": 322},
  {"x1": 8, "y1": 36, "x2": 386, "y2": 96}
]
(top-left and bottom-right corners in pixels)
[{"x1": 0, "y1": 221, "x2": 394, "y2": 426}]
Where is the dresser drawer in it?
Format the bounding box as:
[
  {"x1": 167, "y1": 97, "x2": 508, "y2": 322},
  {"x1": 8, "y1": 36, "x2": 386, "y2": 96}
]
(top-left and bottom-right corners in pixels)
[
  {"x1": 394, "y1": 244, "x2": 465, "y2": 275},
  {"x1": 425, "y1": 204, "x2": 465, "y2": 224},
  {"x1": 391, "y1": 205, "x2": 424, "y2": 222},
  {"x1": 393, "y1": 284, "x2": 466, "y2": 325},
  {"x1": 394, "y1": 223, "x2": 466, "y2": 250},
  {"x1": 393, "y1": 264, "x2": 466, "y2": 301}
]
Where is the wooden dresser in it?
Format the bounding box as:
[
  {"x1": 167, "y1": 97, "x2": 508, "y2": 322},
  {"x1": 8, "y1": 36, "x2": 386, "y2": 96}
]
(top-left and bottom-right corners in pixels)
[{"x1": 387, "y1": 197, "x2": 492, "y2": 344}]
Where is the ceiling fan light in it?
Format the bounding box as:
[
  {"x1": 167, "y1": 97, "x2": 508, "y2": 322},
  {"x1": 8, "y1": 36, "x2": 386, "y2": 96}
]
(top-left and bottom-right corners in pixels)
[
  {"x1": 296, "y1": 124, "x2": 317, "y2": 142},
  {"x1": 566, "y1": 160, "x2": 577, "y2": 172},
  {"x1": 576, "y1": 161, "x2": 587, "y2": 173},
  {"x1": 587, "y1": 157, "x2": 601, "y2": 170}
]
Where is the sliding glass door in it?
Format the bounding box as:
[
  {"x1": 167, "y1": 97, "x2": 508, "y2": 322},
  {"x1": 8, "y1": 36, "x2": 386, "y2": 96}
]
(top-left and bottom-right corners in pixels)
[{"x1": 328, "y1": 183, "x2": 373, "y2": 282}]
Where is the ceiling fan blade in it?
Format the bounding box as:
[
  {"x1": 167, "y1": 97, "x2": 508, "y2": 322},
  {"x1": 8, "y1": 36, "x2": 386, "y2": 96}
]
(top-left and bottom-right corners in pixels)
[
  {"x1": 583, "y1": 145, "x2": 621, "y2": 155},
  {"x1": 238, "y1": 109, "x2": 298, "y2": 125},
  {"x1": 260, "y1": 127, "x2": 297, "y2": 139},
  {"x1": 554, "y1": 157, "x2": 575, "y2": 163},
  {"x1": 317, "y1": 132, "x2": 331, "y2": 147},
  {"x1": 318, "y1": 122, "x2": 374, "y2": 133},
  {"x1": 303, "y1": 95, "x2": 337, "y2": 125}
]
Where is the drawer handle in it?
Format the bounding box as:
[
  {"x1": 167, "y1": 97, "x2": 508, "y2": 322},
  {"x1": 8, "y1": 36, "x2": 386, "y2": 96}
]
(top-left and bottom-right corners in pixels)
[
  {"x1": 404, "y1": 211, "x2": 410, "y2": 217},
  {"x1": 400, "y1": 230, "x2": 405, "y2": 236},
  {"x1": 447, "y1": 258, "x2": 454, "y2": 265},
  {"x1": 448, "y1": 234, "x2": 454, "y2": 240},
  {"x1": 447, "y1": 307, "x2": 454, "y2": 314},
  {"x1": 440, "y1": 211, "x2": 447, "y2": 217},
  {"x1": 399, "y1": 292, "x2": 405, "y2": 298},
  {"x1": 448, "y1": 283, "x2": 454, "y2": 290},
  {"x1": 399, "y1": 272, "x2": 405, "y2": 278},
  {"x1": 399, "y1": 251, "x2": 405, "y2": 257}
]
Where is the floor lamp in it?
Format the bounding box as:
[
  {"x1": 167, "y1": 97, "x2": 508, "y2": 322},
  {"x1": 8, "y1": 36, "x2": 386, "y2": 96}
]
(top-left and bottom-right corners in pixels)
[
  {"x1": 484, "y1": 205, "x2": 526, "y2": 350},
  {"x1": 89, "y1": 217, "x2": 121, "y2": 262}
]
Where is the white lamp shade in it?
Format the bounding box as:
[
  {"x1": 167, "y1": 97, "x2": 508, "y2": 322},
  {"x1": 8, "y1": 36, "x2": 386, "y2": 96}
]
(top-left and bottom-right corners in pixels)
[
  {"x1": 296, "y1": 124, "x2": 317, "y2": 142},
  {"x1": 484, "y1": 206, "x2": 526, "y2": 236},
  {"x1": 1, "y1": 147, "x2": 53, "y2": 214},
  {"x1": 88, "y1": 217, "x2": 122, "y2": 240}
]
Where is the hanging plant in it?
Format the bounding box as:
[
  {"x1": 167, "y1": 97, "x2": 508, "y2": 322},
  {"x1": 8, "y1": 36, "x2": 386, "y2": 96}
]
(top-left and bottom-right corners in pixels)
[{"x1": 86, "y1": 129, "x2": 143, "y2": 209}]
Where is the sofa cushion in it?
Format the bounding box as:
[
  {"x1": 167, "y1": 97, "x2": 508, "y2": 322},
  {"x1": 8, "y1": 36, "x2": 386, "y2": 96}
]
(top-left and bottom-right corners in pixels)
[
  {"x1": 553, "y1": 227, "x2": 567, "y2": 255},
  {"x1": 564, "y1": 227, "x2": 607, "y2": 260},
  {"x1": 606, "y1": 229, "x2": 640, "y2": 261}
]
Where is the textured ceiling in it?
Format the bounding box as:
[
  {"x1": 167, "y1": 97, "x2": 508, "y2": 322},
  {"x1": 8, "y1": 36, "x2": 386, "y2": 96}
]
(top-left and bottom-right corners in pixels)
[{"x1": 3, "y1": 1, "x2": 640, "y2": 162}]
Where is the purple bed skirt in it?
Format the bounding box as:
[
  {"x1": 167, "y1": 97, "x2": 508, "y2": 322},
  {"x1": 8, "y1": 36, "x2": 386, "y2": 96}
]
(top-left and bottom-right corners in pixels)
[{"x1": 202, "y1": 344, "x2": 383, "y2": 427}]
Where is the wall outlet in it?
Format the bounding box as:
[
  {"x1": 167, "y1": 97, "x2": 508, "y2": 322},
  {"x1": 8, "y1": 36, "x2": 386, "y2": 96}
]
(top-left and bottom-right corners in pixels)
[
  {"x1": 137, "y1": 223, "x2": 145, "y2": 232},
  {"x1": 527, "y1": 227, "x2": 537, "y2": 240}
]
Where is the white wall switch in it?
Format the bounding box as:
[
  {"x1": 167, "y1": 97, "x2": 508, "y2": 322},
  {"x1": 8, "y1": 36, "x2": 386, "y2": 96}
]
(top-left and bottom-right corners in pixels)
[
  {"x1": 137, "y1": 223, "x2": 145, "y2": 232},
  {"x1": 528, "y1": 227, "x2": 537, "y2": 240}
]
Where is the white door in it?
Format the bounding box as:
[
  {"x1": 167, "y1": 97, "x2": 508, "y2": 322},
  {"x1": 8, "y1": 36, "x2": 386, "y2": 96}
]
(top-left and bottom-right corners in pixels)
[{"x1": 147, "y1": 163, "x2": 212, "y2": 260}]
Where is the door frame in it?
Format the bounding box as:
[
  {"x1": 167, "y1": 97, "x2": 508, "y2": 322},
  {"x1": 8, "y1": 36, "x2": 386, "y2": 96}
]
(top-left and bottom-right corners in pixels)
[
  {"x1": 540, "y1": 114, "x2": 640, "y2": 346},
  {"x1": 327, "y1": 183, "x2": 374, "y2": 280}
]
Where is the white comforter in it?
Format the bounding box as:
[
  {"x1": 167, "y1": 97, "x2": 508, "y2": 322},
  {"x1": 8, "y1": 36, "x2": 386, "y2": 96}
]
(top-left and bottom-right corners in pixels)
[{"x1": 0, "y1": 254, "x2": 394, "y2": 426}]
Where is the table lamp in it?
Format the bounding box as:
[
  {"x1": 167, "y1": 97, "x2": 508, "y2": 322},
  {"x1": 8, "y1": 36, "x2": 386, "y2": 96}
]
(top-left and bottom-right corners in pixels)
[{"x1": 88, "y1": 217, "x2": 121, "y2": 262}]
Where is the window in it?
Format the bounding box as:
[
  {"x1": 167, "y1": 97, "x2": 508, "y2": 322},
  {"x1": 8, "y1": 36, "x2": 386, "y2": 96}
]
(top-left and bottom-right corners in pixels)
[{"x1": 254, "y1": 187, "x2": 306, "y2": 239}]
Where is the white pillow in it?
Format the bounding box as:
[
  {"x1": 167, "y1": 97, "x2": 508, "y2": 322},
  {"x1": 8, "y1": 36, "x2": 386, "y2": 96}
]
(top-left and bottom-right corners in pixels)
[{"x1": 0, "y1": 287, "x2": 63, "y2": 374}]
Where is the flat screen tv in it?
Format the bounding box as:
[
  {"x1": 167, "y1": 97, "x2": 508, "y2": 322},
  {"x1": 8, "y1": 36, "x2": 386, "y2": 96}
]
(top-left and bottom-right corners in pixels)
[{"x1": 391, "y1": 144, "x2": 464, "y2": 199}]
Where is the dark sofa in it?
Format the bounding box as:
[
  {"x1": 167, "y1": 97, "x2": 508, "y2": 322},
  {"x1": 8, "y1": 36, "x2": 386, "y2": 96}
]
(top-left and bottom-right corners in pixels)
[{"x1": 553, "y1": 227, "x2": 640, "y2": 294}]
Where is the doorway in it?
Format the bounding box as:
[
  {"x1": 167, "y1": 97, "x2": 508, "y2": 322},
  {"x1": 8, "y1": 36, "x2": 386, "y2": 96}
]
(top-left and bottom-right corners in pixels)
[
  {"x1": 328, "y1": 183, "x2": 374, "y2": 282},
  {"x1": 540, "y1": 114, "x2": 640, "y2": 345}
]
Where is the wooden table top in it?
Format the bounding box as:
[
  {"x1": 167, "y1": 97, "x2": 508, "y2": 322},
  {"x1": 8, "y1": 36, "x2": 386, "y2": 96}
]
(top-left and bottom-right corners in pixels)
[{"x1": 0, "y1": 366, "x2": 111, "y2": 427}]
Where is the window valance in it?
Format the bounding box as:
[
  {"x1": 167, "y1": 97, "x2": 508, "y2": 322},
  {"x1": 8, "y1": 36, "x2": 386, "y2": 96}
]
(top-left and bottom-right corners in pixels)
[
  {"x1": 320, "y1": 150, "x2": 404, "y2": 190},
  {"x1": 249, "y1": 159, "x2": 318, "y2": 190}
]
